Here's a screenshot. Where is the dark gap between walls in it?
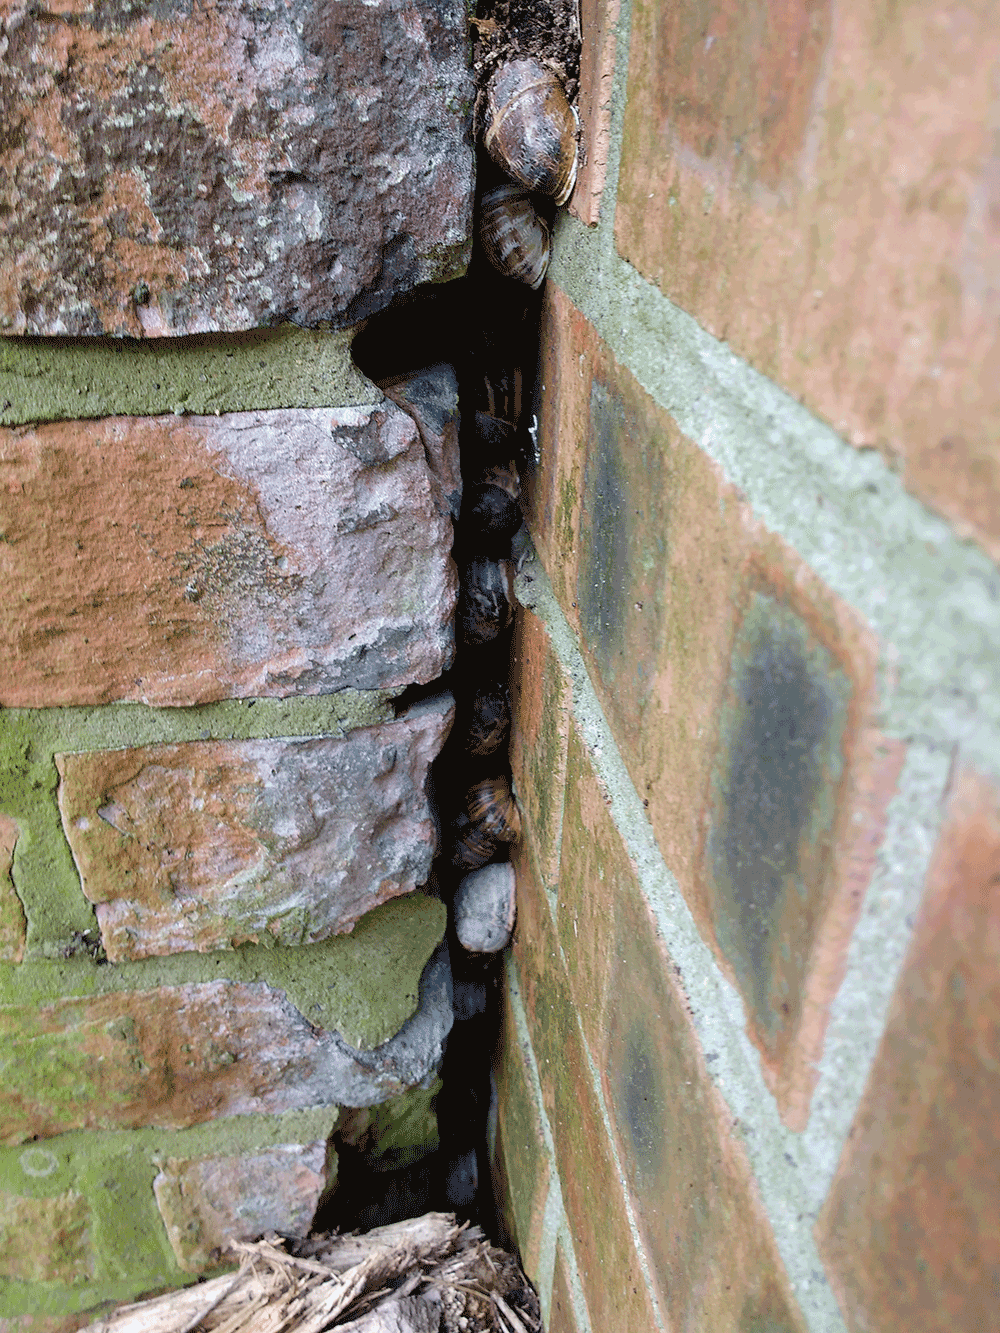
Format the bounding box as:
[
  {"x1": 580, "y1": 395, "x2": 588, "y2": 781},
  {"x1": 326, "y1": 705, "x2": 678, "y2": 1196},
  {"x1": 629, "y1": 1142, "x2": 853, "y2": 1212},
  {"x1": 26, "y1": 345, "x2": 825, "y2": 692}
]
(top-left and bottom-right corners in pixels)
[
  {"x1": 311, "y1": 246, "x2": 541, "y2": 1247},
  {"x1": 314, "y1": 0, "x2": 579, "y2": 1254}
]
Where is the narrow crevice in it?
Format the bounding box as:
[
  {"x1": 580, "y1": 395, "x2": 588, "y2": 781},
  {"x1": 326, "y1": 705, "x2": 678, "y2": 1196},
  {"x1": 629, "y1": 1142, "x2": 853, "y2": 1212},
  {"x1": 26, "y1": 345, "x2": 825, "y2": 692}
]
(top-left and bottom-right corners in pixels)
[{"x1": 313, "y1": 0, "x2": 580, "y2": 1264}]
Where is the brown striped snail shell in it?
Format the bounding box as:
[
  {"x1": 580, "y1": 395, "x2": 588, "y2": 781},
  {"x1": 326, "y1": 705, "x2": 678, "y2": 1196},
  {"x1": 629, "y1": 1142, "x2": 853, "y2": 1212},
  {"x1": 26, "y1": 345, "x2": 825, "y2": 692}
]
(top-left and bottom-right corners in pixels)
[
  {"x1": 478, "y1": 184, "x2": 550, "y2": 290},
  {"x1": 451, "y1": 812, "x2": 498, "y2": 870},
  {"x1": 458, "y1": 558, "x2": 515, "y2": 645},
  {"x1": 467, "y1": 776, "x2": 521, "y2": 844},
  {"x1": 481, "y1": 58, "x2": 578, "y2": 206},
  {"x1": 465, "y1": 681, "x2": 511, "y2": 758},
  {"x1": 468, "y1": 464, "x2": 521, "y2": 550}
]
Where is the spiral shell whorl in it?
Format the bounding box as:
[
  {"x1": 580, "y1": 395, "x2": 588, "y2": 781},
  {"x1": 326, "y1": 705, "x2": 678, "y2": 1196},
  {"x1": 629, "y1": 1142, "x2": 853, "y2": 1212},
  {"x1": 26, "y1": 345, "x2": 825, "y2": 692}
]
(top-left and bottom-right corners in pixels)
[
  {"x1": 482, "y1": 58, "x2": 579, "y2": 206},
  {"x1": 478, "y1": 184, "x2": 551, "y2": 290}
]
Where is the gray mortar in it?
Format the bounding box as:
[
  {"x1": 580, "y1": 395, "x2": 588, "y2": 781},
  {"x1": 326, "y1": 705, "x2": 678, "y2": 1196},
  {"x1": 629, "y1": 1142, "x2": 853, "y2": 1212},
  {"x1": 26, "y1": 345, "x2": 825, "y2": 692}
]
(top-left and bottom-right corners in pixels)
[{"x1": 0, "y1": 326, "x2": 378, "y2": 426}]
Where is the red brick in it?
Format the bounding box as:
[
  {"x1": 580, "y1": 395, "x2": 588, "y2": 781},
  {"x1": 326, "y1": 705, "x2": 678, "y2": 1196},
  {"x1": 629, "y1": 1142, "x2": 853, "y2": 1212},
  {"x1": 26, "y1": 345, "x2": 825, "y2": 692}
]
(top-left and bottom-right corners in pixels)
[
  {"x1": 153, "y1": 1141, "x2": 327, "y2": 1272},
  {"x1": 509, "y1": 608, "x2": 571, "y2": 892},
  {"x1": 615, "y1": 0, "x2": 1000, "y2": 559},
  {"x1": 556, "y1": 722, "x2": 807, "y2": 1333},
  {"x1": 0, "y1": 816, "x2": 26, "y2": 964},
  {"x1": 816, "y1": 767, "x2": 1000, "y2": 1333},
  {"x1": 553, "y1": 725, "x2": 627, "y2": 1058},
  {"x1": 0, "y1": 406, "x2": 455, "y2": 707},
  {"x1": 548, "y1": 1242, "x2": 585, "y2": 1333},
  {"x1": 492, "y1": 981, "x2": 551, "y2": 1280},
  {"x1": 0, "y1": 0, "x2": 473, "y2": 335},
  {"x1": 568, "y1": 0, "x2": 621, "y2": 227},
  {"x1": 535, "y1": 284, "x2": 906, "y2": 1128},
  {"x1": 510, "y1": 843, "x2": 662, "y2": 1333},
  {"x1": 57, "y1": 700, "x2": 452, "y2": 960},
  {"x1": 0, "y1": 975, "x2": 441, "y2": 1143}
]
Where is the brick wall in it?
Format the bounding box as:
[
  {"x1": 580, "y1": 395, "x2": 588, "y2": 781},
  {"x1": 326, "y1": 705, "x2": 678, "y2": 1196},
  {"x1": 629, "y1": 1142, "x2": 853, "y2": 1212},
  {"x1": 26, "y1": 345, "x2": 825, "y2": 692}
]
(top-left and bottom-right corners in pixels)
[
  {"x1": 491, "y1": 2, "x2": 1000, "y2": 1331},
  {"x1": 0, "y1": 0, "x2": 473, "y2": 1323}
]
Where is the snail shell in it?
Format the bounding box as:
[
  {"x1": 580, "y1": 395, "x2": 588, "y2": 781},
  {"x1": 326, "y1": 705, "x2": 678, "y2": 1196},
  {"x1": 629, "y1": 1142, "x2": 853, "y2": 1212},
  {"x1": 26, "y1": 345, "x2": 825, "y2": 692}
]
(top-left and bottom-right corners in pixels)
[
  {"x1": 467, "y1": 776, "x2": 521, "y2": 844},
  {"x1": 468, "y1": 475, "x2": 521, "y2": 551},
  {"x1": 458, "y1": 558, "x2": 515, "y2": 645},
  {"x1": 465, "y1": 681, "x2": 511, "y2": 758},
  {"x1": 478, "y1": 185, "x2": 550, "y2": 290},
  {"x1": 451, "y1": 812, "x2": 498, "y2": 870},
  {"x1": 481, "y1": 58, "x2": 578, "y2": 206}
]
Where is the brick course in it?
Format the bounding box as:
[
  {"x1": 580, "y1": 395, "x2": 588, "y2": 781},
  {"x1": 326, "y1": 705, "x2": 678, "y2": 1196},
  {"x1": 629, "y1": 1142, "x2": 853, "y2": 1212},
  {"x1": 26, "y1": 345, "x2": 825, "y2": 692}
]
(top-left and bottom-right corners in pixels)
[
  {"x1": 0, "y1": 405, "x2": 456, "y2": 707},
  {"x1": 615, "y1": 0, "x2": 1000, "y2": 560},
  {"x1": 0, "y1": 0, "x2": 474, "y2": 335},
  {"x1": 57, "y1": 700, "x2": 453, "y2": 960}
]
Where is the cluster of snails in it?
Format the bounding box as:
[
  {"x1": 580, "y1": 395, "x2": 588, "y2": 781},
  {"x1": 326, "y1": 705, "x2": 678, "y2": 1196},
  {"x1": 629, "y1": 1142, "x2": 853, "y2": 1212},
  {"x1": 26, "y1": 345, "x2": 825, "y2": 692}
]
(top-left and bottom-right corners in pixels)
[
  {"x1": 337, "y1": 16, "x2": 581, "y2": 1236},
  {"x1": 476, "y1": 56, "x2": 579, "y2": 290}
]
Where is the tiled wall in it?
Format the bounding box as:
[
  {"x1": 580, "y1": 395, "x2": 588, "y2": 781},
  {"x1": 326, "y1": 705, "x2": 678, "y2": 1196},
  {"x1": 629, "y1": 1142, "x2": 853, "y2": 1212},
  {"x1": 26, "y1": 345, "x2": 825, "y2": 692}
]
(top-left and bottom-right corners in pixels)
[{"x1": 492, "y1": 1, "x2": 1000, "y2": 1330}]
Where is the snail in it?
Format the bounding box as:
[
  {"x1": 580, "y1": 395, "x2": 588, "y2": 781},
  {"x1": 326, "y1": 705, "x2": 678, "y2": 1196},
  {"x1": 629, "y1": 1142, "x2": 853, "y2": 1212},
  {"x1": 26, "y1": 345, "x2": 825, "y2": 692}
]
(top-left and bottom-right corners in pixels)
[
  {"x1": 467, "y1": 776, "x2": 521, "y2": 844},
  {"x1": 478, "y1": 184, "x2": 550, "y2": 290},
  {"x1": 451, "y1": 812, "x2": 498, "y2": 870},
  {"x1": 458, "y1": 557, "x2": 515, "y2": 645},
  {"x1": 467, "y1": 462, "x2": 522, "y2": 552},
  {"x1": 465, "y1": 681, "x2": 511, "y2": 757},
  {"x1": 480, "y1": 58, "x2": 578, "y2": 206}
]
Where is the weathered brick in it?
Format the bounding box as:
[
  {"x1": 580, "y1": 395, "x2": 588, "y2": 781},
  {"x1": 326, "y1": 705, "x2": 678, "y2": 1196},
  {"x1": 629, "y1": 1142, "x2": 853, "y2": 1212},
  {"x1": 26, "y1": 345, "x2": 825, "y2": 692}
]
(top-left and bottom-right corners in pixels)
[
  {"x1": 493, "y1": 976, "x2": 551, "y2": 1279},
  {"x1": 535, "y1": 283, "x2": 906, "y2": 1128},
  {"x1": 509, "y1": 608, "x2": 571, "y2": 892},
  {"x1": 153, "y1": 1141, "x2": 327, "y2": 1272},
  {"x1": 0, "y1": 1190, "x2": 93, "y2": 1285},
  {"x1": 0, "y1": 0, "x2": 473, "y2": 336},
  {"x1": 568, "y1": 0, "x2": 621, "y2": 227},
  {"x1": 0, "y1": 947, "x2": 453, "y2": 1143},
  {"x1": 615, "y1": 0, "x2": 1000, "y2": 558},
  {"x1": 510, "y1": 843, "x2": 662, "y2": 1333},
  {"x1": 57, "y1": 698, "x2": 453, "y2": 960},
  {"x1": 554, "y1": 721, "x2": 807, "y2": 1333},
  {"x1": 547, "y1": 1244, "x2": 585, "y2": 1333},
  {"x1": 0, "y1": 405, "x2": 456, "y2": 707},
  {"x1": 816, "y1": 767, "x2": 1000, "y2": 1333},
  {"x1": 0, "y1": 816, "x2": 26, "y2": 964},
  {"x1": 0, "y1": 1318, "x2": 104, "y2": 1333}
]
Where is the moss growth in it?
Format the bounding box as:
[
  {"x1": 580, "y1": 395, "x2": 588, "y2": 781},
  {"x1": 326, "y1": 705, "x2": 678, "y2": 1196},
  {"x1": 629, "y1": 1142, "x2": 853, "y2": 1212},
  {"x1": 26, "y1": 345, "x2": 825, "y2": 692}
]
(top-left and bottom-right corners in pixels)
[
  {"x1": 339, "y1": 1078, "x2": 442, "y2": 1171},
  {"x1": 0, "y1": 326, "x2": 377, "y2": 427},
  {"x1": 0, "y1": 693, "x2": 395, "y2": 957},
  {"x1": 0, "y1": 891, "x2": 446, "y2": 1053},
  {"x1": 0, "y1": 1107, "x2": 338, "y2": 1315}
]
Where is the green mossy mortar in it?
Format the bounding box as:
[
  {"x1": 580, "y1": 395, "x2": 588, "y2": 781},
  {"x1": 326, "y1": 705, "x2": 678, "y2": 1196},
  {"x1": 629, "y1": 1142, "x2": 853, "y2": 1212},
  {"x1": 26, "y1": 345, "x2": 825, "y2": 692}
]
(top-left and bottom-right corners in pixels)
[
  {"x1": 0, "y1": 693, "x2": 396, "y2": 956},
  {"x1": 0, "y1": 326, "x2": 376, "y2": 426},
  {"x1": 339, "y1": 1078, "x2": 442, "y2": 1172},
  {"x1": 0, "y1": 1107, "x2": 340, "y2": 1316},
  {"x1": 0, "y1": 892, "x2": 446, "y2": 1052}
]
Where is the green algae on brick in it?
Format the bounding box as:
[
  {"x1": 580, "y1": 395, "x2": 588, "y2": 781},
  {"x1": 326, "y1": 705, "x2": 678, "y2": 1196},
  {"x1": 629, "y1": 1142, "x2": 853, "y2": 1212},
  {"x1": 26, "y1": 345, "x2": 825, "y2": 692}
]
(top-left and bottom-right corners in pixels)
[
  {"x1": 0, "y1": 327, "x2": 376, "y2": 427},
  {"x1": 0, "y1": 694, "x2": 396, "y2": 958}
]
